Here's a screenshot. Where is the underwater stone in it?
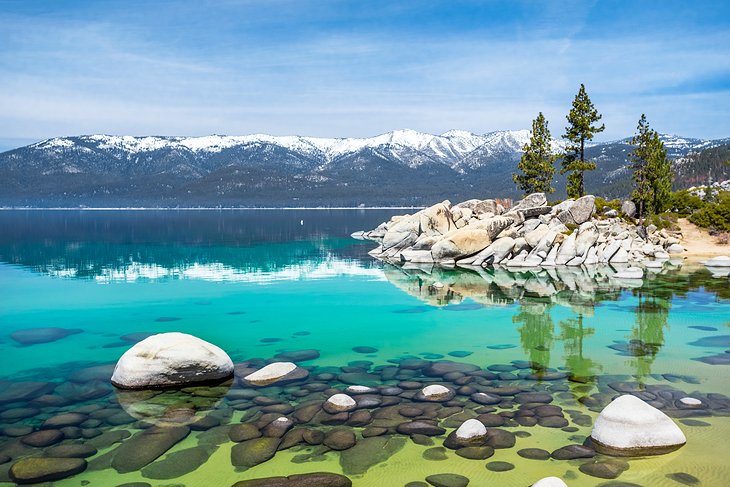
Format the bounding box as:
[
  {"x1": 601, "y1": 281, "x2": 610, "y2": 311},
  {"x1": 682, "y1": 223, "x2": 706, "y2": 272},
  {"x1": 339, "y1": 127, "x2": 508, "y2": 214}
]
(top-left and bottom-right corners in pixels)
[
  {"x1": 323, "y1": 428, "x2": 356, "y2": 450},
  {"x1": 243, "y1": 361, "x2": 309, "y2": 386},
  {"x1": 9, "y1": 457, "x2": 87, "y2": 484},
  {"x1": 486, "y1": 461, "x2": 515, "y2": 472},
  {"x1": 111, "y1": 333, "x2": 233, "y2": 389},
  {"x1": 232, "y1": 472, "x2": 352, "y2": 487},
  {"x1": 590, "y1": 395, "x2": 686, "y2": 456},
  {"x1": 455, "y1": 446, "x2": 494, "y2": 460},
  {"x1": 112, "y1": 425, "x2": 189, "y2": 473},
  {"x1": 230, "y1": 437, "x2": 281, "y2": 468},
  {"x1": 518, "y1": 448, "x2": 551, "y2": 460},
  {"x1": 141, "y1": 445, "x2": 216, "y2": 479},
  {"x1": 415, "y1": 385, "x2": 455, "y2": 402},
  {"x1": 551, "y1": 444, "x2": 596, "y2": 460},
  {"x1": 324, "y1": 394, "x2": 357, "y2": 413},
  {"x1": 21, "y1": 429, "x2": 64, "y2": 447},
  {"x1": 10, "y1": 327, "x2": 82, "y2": 346},
  {"x1": 531, "y1": 477, "x2": 568, "y2": 487},
  {"x1": 579, "y1": 459, "x2": 629, "y2": 479},
  {"x1": 425, "y1": 473, "x2": 470, "y2": 487}
]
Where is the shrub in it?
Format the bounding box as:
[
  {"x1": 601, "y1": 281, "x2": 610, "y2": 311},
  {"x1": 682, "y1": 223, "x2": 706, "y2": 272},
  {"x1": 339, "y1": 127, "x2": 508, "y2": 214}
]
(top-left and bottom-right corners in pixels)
[
  {"x1": 595, "y1": 197, "x2": 621, "y2": 214},
  {"x1": 647, "y1": 212, "x2": 679, "y2": 231},
  {"x1": 670, "y1": 190, "x2": 706, "y2": 216},
  {"x1": 690, "y1": 191, "x2": 730, "y2": 231}
]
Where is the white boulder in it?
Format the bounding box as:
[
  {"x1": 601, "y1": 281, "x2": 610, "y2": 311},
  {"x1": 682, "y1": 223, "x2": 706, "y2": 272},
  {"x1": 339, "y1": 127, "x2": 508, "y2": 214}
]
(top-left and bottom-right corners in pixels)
[
  {"x1": 666, "y1": 243, "x2": 684, "y2": 254},
  {"x1": 324, "y1": 393, "x2": 357, "y2": 413},
  {"x1": 679, "y1": 397, "x2": 702, "y2": 406},
  {"x1": 590, "y1": 395, "x2": 686, "y2": 455},
  {"x1": 532, "y1": 478, "x2": 569, "y2": 487},
  {"x1": 111, "y1": 332, "x2": 233, "y2": 389},
  {"x1": 416, "y1": 384, "x2": 455, "y2": 402},
  {"x1": 455, "y1": 418, "x2": 487, "y2": 440},
  {"x1": 244, "y1": 362, "x2": 297, "y2": 385}
]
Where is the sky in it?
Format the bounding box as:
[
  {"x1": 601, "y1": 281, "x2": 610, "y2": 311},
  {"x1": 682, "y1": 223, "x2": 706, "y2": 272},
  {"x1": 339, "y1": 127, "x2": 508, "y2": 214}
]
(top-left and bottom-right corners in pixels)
[{"x1": 1, "y1": 0, "x2": 729, "y2": 151}]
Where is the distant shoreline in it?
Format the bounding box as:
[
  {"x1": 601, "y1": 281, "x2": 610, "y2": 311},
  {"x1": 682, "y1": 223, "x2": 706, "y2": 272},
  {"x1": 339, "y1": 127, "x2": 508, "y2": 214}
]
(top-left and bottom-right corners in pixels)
[{"x1": 0, "y1": 206, "x2": 425, "y2": 211}]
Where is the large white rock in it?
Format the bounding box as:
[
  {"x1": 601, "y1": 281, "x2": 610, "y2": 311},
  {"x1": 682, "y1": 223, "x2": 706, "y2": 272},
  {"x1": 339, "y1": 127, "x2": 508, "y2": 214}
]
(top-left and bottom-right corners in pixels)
[
  {"x1": 111, "y1": 332, "x2": 234, "y2": 389},
  {"x1": 704, "y1": 256, "x2": 730, "y2": 267},
  {"x1": 532, "y1": 478, "x2": 568, "y2": 487},
  {"x1": 244, "y1": 362, "x2": 297, "y2": 385},
  {"x1": 455, "y1": 418, "x2": 487, "y2": 440},
  {"x1": 590, "y1": 395, "x2": 686, "y2": 455},
  {"x1": 324, "y1": 393, "x2": 357, "y2": 413}
]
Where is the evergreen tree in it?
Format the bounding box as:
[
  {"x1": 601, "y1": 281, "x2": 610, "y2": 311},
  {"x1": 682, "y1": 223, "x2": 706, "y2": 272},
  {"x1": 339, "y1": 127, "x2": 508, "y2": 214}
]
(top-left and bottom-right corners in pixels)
[
  {"x1": 629, "y1": 114, "x2": 673, "y2": 218},
  {"x1": 561, "y1": 84, "x2": 605, "y2": 198},
  {"x1": 513, "y1": 112, "x2": 556, "y2": 195}
]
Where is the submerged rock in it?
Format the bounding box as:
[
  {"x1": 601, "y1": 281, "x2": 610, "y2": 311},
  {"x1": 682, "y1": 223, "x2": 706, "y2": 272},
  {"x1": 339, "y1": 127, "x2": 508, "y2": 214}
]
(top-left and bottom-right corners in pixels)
[
  {"x1": 243, "y1": 362, "x2": 308, "y2": 386},
  {"x1": 9, "y1": 457, "x2": 87, "y2": 484},
  {"x1": 323, "y1": 394, "x2": 357, "y2": 413},
  {"x1": 10, "y1": 327, "x2": 82, "y2": 346},
  {"x1": 531, "y1": 477, "x2": 568, "y2": 487},
  {"x1": 111, "y1": 332, "x2": 233, "y2": 389},
  {"x1": 590, "y1": 395, "x2": 686, "y2": 456},
  {"x1": 232, "y1": 472, "x2": 352, "y2": 487}
]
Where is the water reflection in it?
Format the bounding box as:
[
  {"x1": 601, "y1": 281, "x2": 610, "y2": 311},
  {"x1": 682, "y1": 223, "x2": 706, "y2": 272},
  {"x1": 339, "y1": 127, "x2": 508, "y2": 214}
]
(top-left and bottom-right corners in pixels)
[{"x1": 0, "y1": 210, "x2": 394, "y2": 282}]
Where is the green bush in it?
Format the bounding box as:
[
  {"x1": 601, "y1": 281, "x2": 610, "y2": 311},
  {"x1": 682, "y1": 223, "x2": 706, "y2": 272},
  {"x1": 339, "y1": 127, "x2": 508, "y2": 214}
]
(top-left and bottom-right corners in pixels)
[
  {"x1": 595, "y1": 197, "x2": 621, "y2": 214},
  {"x1": 690, "y1": 191, "x2": 730, "y2": 231},
  {"x1": 647, "y1": 212, "x2": 679, "y2": 231},
  {"x1": 670, "y1": 190, "x2": 706, "y2": 216}
]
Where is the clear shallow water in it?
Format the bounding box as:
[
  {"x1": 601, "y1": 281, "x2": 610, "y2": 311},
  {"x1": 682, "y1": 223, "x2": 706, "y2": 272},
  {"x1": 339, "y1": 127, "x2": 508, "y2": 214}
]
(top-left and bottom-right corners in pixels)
[{"x1": 0, "y1": 210, "x2": 729, "y2": 486}]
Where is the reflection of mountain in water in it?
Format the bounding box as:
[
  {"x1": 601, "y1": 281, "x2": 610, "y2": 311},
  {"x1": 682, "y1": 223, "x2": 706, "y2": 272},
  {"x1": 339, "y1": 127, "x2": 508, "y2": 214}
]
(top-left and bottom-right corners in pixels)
[{"x1": 0, "y1": 210, "x2": 393, "y2": 282}]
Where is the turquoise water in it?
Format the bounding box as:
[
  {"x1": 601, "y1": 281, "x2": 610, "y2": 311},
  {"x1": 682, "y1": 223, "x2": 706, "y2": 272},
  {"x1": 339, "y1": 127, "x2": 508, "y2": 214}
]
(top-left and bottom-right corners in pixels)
[{"x1": 0, "y1": 210, "x2": 729, "y2": 486}]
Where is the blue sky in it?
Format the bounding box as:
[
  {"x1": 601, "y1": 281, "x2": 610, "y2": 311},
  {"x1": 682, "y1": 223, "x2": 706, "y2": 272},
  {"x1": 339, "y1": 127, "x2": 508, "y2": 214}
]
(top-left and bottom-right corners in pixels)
[{"x1": 1, "y1": 0, "x2": 729, "y2": 151}]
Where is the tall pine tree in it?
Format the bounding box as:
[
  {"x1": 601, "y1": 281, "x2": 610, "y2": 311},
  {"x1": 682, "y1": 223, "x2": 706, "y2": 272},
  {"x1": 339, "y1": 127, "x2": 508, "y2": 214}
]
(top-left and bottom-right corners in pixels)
[
  {"x1": 561, "y1": 84, "x2": 605, "y2": 198},
  {"x1": 629, "y1": 114, "x2": 672, "y2": 218},
  {"x1": 513, "y1": 112, "x2": 556, "y2": 195}
]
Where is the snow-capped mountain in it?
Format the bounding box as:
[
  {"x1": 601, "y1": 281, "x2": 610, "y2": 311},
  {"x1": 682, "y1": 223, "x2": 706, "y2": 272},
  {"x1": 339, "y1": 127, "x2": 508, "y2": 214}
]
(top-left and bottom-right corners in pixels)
[{"x1": 1, "y1": 130, "x2": 728, "y2": 207}]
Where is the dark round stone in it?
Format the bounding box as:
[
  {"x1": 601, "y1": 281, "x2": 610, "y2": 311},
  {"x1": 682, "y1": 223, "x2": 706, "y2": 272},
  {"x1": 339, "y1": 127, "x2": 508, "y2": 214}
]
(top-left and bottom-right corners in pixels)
[
  {"x1": 517, "y1": 448, "x2": 551, "y2": 460},
  {"x1": 9, "y1": 457, "x2": 87, "y2": 484},
  {"x1": 486, "y1": 461, "x2": 514, "y2": 472},
  {"x1": 396, "y1": 421, "x2": 446, "y2": 436},
  {"x1": 425, "y1": 473, "x2": 470, "y2": 487},
  {"x1": 579, "y1": 460, "x2": 629, "y2": 479},
  {"x1": 400, "y1": 406, "x2": 425, "y2": 418},
  {"x1": 666, "y1": 472, "x2": 700, "y2": 485},
  {"x1": 229, "y1": 424, "x2": 262, "y2": 442},
  {"x1": 538, "y1": 416, "x2": 569, "y2": 428},
  {"x1": 323, "y1": 429, "x2": 356, "y2": 451},
  {"x1": 551, "y1": 444, "x2": 596, "y2": 460},
  {"x1": 353, "y1": 346, "x2": 378, "y2": 354},
  {"x1": 422, "y1": 447, "x2": 449, "y2": 461},
  {"x1": 21, "y1": 429, "x2": 64, "y2": 447},
  {"x1": 455, "y1": 446, "x2": 494, "y2": 460}
]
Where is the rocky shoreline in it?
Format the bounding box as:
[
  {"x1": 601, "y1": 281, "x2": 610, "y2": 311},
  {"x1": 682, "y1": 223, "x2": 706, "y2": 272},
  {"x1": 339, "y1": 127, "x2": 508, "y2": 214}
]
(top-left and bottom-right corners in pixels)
[{"x1": 354, "y1": 193, "x2": 686, "y2": 268}]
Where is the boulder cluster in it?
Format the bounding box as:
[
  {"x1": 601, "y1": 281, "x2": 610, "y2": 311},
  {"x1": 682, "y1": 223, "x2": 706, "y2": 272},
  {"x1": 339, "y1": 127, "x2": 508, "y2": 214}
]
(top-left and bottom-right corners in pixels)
[{"x1": 356, "y1": 193, "x2": 685, "y2": 267}]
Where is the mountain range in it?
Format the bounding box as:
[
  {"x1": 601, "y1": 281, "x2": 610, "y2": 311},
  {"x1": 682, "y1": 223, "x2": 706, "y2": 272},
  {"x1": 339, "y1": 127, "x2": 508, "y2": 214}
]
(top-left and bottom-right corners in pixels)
[{"x1": 1, "y1": 130, "x2": 728, "y2": 207}]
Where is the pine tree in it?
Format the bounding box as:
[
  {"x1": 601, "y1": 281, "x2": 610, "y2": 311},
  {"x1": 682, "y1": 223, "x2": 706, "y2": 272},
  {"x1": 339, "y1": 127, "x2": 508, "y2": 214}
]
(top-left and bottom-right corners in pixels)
[
  {"x1": 646, "y1": 131, "x2": 672, "y2": 214},
  {"x1": 513, "y1": 112, "x2": 556, "y2": 195},
  {"x1": 561, "y1": 84, "x2": 605, "y2": 198},
  {"x1": 630, "y1": 114, "x2": 653, "y2": 219},
  {"x1": 629, "y1": 114, "x2": 673, "y2": 218}
]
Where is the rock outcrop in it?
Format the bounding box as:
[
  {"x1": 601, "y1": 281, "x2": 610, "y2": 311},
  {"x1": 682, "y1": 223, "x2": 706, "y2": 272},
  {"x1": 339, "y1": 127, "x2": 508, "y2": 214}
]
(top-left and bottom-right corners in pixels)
[
  {"x1": 111, "y1": 332, "x2": 234, "y2": 389},
  {"x1": 359, "y1": 193, "x2": 684, "y2": 268}
]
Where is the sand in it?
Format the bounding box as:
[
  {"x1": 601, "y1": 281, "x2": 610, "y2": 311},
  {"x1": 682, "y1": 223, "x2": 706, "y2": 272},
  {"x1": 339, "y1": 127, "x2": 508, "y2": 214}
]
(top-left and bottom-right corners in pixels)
[{"x1": 677, "y1": 218, "x2": 729, "y2": 259}]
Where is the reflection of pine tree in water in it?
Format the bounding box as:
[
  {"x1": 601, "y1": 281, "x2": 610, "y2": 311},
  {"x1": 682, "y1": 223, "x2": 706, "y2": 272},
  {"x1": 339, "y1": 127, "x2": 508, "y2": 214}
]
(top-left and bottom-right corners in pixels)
[
  {"x1": 514, "y1": 301, "x2": 554, "y2": 375},
  {"x1": 632, "y1": 292, "x2": 671, "y2": 384},
  {"x1": 559, "y1": 313, "x2": 602, "y2": 381}
]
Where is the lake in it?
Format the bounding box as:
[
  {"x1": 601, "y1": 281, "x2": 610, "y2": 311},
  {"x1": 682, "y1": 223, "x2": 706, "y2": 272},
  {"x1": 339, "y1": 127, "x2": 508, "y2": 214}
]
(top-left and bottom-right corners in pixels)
[{"x1": 0, "y1": 210, "x2": 729, "y2": 486}]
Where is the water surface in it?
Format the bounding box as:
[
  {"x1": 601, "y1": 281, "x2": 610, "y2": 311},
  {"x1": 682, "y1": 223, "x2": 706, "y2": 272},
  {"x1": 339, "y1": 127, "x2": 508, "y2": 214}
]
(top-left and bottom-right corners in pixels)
[{"x1": 0, "y1": 210, "x2": 729, "y2": 486}]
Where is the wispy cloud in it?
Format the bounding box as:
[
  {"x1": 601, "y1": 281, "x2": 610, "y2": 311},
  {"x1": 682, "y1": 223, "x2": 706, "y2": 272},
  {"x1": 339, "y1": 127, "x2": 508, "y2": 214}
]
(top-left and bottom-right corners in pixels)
[{"x1": 0, "y1": 0, "x2": 728, "y2": 148}]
